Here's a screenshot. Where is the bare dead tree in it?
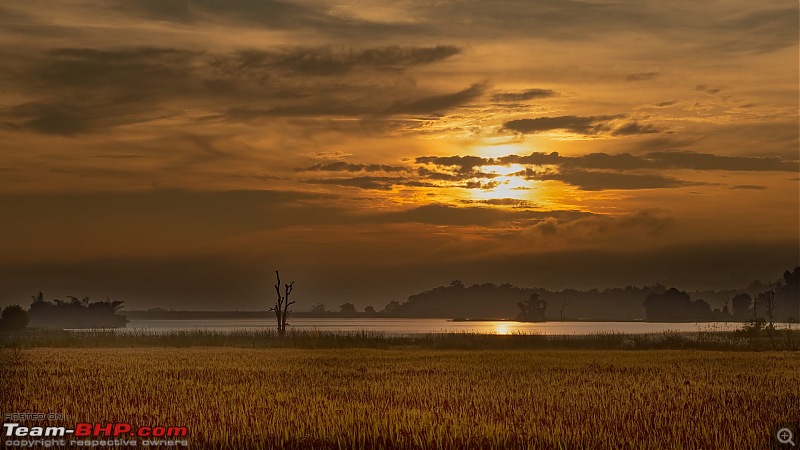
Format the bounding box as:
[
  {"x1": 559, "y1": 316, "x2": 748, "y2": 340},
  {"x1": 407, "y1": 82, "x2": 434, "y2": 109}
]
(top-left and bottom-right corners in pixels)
[
  {"x1": 762, "y1": 284, "x2": 777, "y2": 331},
  {"x1": 269, "y1": 271, "x2": 294, "y2": 337},
  {"x1": 559, "y1": 298, "x2": 572, "y2": 322},
  {"x1": 752, "y1": 293, "x2": 759, "y2": 320}
]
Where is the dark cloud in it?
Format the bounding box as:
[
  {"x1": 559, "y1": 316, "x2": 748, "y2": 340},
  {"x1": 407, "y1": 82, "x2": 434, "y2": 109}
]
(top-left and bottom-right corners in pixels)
[
  {"x1": 217, "y1": 45, "x2": 461, "y2": 77},
  {"x1": 228, "y1": 90, "x2": 489, "y2": 120},
  {"x1": 412, "y1": 0, "x2": 663, "y2": 41},
  {"x1": 525, "y1": 209, "x2": 675, "y2": 240},
  {"x1": 654, "y1": 100, "x2": 677, "y2": 107},
  {"x1": 1, "y1": 45, "x2": 470, "y2": 133},
  {"x1": 564, "y1": 153, "x2": 650, "y2": 170},
  {"x1": 645, "y1": 152, "x2": 798, "y2": 172},
  {"x1": 224, "y1": 103, "x2": 371, "y2": 120},
  {"x1": 29, "y1": 47, "x2": 200, "y2": 96},
  {"x1": 695, "y1": 84, "x2": 722, "y2": 94},
  {"x1": 612, "y1": 121, "x2": 659, "y2": 136},
  {"x1": 497, "y1": 152, "x2": 561, "y2": 166},
  {"x1": 412, "y1": 2, "x2": 798, "y2": 56},
  {"x1": 463, "y1": 180, "x2": 501, "y2": 190},
  {"x1": 730, "y1": 185, "x2": 766, "y2": 190},
  {"x1": 416, "y1": 167, "x2": 462, "y2": 181},
  {"x1": 114, "y1": 0, "x2": 416, "y2": 37},
  {"x1": 6, "y1": 101, "x2": 95, "y2": 135},
  {"x1": 2, "y1": 48, "x2": 200, "y2": 134},
  {"x1": 490, "y1": 88, "x2": 557, "y2": 102},
  {"x1": 383, "y1": 82, "x2": 486, "y2": 115},
  {"x1": 416, "y1": 155, "x2": 492, "y2": 173},
  {"x1": 530, "y1": 169, "x2": 702, "y2": 191},
  {"x1": 503, "y1": 114, "x2": 624, "y2": 135},
  {"x1": 414, "y1": 167, "x2": 500, "y2": 182},
  {"x1": 418, "y1": 151, "x2": 799, "y2": 174},
  {"x1": 713, "y1": 7, "x2": 799, "y2": 54},
  {"x1": 625, "y1": 72, "x2": 660, "y2": 81},
  {"x1": 305, "y1": 173, "x2": 509, "y2": 191},
  {"x1": 302, "y1": 162, "x2": 408, "y2": 173},
  {"x1": 365, "y1": 204, "x2": 589, "y2": 227},
  {"x1": 305, "y1": 176, "x2": 400, "y2": 190},
  {"x1": 462, "y1": 198, "x2": 539, "y2": 209},
  {"x1": 4, "y1": 100, "x2": 173, "y2": 136},
  {"x1": 615, "y1": 209, "x2": 675, "y2": 235}
]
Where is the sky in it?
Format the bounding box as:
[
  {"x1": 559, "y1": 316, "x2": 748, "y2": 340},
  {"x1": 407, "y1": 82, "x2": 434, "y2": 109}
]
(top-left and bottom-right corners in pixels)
[{"x1": 0, "y1": 0, "x2": 798, "y2": 310}]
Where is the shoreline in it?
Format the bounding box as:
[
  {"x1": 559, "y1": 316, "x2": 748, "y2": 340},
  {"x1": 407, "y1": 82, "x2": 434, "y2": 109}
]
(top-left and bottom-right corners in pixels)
[{"x1": 121, "y1": 310, "x2": 765, "y2": 324}]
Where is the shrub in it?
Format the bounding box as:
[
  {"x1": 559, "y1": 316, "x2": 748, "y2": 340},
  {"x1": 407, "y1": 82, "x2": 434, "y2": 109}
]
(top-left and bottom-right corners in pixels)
[{"x1": 0, "y1": 305, "x2": 29, "y2": 333}]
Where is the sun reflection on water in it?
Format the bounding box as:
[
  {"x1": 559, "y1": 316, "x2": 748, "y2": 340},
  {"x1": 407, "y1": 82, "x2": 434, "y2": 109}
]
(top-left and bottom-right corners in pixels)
[{"x1": 492, "y1": 322, "x2": 512, "y2": 335}]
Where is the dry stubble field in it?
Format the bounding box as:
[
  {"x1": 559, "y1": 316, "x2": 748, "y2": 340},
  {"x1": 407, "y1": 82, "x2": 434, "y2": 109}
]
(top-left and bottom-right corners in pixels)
[{"x1": 2, "y1": 348, "x2": 798, "y2": 449}]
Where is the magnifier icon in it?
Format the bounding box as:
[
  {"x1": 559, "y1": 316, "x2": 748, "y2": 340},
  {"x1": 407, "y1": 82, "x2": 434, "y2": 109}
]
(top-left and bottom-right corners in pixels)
[{"x1": 778, "y1": 428, "x2": 796, "y2": 447}]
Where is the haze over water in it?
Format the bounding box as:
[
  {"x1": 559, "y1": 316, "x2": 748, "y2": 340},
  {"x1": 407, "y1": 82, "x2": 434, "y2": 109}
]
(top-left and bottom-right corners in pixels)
[{"x1": 107, "y1": 318, "x2": 800, "y2": 335}]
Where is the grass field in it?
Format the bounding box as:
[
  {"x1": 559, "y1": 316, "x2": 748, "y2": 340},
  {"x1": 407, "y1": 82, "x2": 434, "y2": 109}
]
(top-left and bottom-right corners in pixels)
[
  {"x1": 5, "y1": 327, "x2": 800, "y2": 351},
  {"x1": 2, "y1": 347, "x2": 798, "y2": 449}
]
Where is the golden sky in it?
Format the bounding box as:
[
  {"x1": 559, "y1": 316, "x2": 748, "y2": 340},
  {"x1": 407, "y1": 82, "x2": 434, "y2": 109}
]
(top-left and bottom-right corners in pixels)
[{"x1": 0, "y1": 0, "x2": 798, "y2": 309}]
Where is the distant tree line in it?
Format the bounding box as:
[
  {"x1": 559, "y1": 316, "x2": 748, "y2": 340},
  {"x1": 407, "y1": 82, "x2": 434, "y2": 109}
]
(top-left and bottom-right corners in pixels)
[
  {"x1": 643, "y1": 267, "x2": 799, "y2": 323},
  {"x1": 377, "y1": 279, "x2": 664, "y2": 320},
  {"x1": 376, "y1": 267, "x2": 800, "y2": 322},
  {"x1": 27, "y1": 292, "x2": 127, "y2": 328},
  {"x1": 304, "y1": 302, "x2": 377, "y2": 316}
]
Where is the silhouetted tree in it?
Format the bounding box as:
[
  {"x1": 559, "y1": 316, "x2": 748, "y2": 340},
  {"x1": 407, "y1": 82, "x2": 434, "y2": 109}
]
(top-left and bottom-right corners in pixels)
[
  {"x1": 0, "y1": 305, "x2": 29, "y2": 332},
  {"x1": 643, "y1": 288, "x2": 713, "y2": 321},
  {"x1": 721, "y1": 297, "x2": 731, "y2": 317},
  {"x1": 559, "y1": 298, "x2": 571, "y2": 322},
  {"x1": 339, "y1": 302, "x2": 356, "y2": 315},
  {"x1": 775, "y1": 267, "x2": 800, "y2": 322},
  {"x1": 269, "y1": 271, "x2": 294, "y2": 337},
  {"x1": 517, "y1": 293, "x2": 547, "y2": 322},
  {"x1": 383, "y1": 300, "x2": 402, "y2": 315},
  {"x1": 310, "y1": 303, "x2": 327, "y2": 313},
  {"x1": 752, "y1": 292, "x2": 759, "y2": 320},
  {"x1": 27, "y1": 292, "x2": 126, "y2": 328},
  {"x1": 731, "y1": 293, "x2": 752, "y2": 321},
  {"x1": 364, "y1": 306, "x2": 376, "y2": 314},
  {"x1": 759, "y1": 286, "x2": 777, "y2": 330}
]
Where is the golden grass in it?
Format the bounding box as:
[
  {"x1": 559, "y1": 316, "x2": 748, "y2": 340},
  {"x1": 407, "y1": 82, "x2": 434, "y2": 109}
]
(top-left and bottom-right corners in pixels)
[{"x1": 2, "y1": 348, "x2": 798, "y2": 449}]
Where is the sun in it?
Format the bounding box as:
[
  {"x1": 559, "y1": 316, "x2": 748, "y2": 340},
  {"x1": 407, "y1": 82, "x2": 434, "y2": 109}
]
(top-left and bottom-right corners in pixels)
[
  {"x1": 473, "y1": 139, "x2": 529, "y2": 159},
  {"x1": 470, "y1": 163, "x2": 532, "y2": 201}
]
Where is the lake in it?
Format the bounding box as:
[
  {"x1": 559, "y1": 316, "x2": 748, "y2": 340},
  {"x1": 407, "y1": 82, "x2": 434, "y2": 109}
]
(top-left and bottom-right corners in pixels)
[{"x1": 112, "y1": 318, "x2": 798, "y2": 335}]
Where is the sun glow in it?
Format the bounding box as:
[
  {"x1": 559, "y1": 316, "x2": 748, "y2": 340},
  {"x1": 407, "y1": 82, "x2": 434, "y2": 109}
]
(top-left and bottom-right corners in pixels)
[
  {"x1": 492, "y1": 322, "x2": 512, "y2": 335},
  {"x1": 474, "y1": 143, "x2": 527, "y2": 158},
  {"x1": 470, "y1": 163, "x2": 532, "y2": 201},
  {"x1": 479, "y1": 164, "x2": 525, "y2": 176}
]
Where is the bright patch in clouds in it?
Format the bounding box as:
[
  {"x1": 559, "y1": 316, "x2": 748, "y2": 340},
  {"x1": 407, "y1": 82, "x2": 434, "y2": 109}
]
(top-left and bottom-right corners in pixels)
[{"x1": 471, "y1": 164, "x2": 531, "y2": 201}]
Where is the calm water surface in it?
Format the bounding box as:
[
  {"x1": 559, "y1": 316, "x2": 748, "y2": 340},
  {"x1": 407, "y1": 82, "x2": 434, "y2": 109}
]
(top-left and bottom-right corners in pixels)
[{"x1": 112, "y1": 318, "x2": 798, "y2": 335}]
